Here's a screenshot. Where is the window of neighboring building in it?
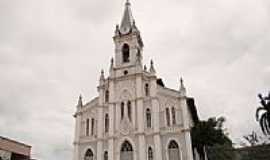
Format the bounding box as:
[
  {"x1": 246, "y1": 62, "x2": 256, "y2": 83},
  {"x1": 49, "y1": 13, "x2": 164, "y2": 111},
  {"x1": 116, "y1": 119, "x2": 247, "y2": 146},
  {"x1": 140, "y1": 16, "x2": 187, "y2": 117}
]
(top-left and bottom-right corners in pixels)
[
  {"x1": 105, "y1": 90, "x2": 109, "y2": 103},
  {"x1": 122, "y1": 44, "x2": 130, "y2": 63},
  {"x1": 91, "y1": 118, "x2": 95, "y2": 136},
  {"x1": 104, "y1": 151, "x2": 108, "y2": 160},
  {"x1": 105, "y1": 114, "x2": 109, "y2": 133},
  {"x1": 86, "y1": 118, "x2": 90, "y2": 136},
  {"x1": 172, "y1": 107, "x2": 176, "y2": 125},
  {"x1": 121, "y1": 102, "x2": 125, "y2": 120},
  {"x1": 127, "y1": 101, "x2": 132, "y2": 121},
  {"x1": 166, "y1": 108, "x2": 170, "y2": 126},
  {"x1": 148, "y1": 147, "x2": 153, "y2": 160},
  {"x1": 145, "y1": 83, "x2": 149, "y2": 96},
  {"x1": 146, "y1": 108, "x2": 151, "y2": 128}
]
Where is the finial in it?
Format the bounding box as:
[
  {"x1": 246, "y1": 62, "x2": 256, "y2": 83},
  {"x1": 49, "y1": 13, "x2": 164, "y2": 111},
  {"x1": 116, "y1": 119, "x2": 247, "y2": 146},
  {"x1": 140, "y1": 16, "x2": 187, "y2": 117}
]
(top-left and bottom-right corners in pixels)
[
  {"x1": 144, "y1": 65, "x2": 147, "y2": 71},
  {"x1": 126, "y1": 0, "x2": 131, "y2": 6},
  {"x1": 77, "y1": 94, "x2": 83, "y2": 108},
  {"x1": 179, "y1": 77, "x2": 186, "y2": 96},
  {"x1": 149, "y1": 59, "x2": 156, "y2": 74},
  {"x1": 100, "y1": 69, "x2": 105, "y2": 81},
  {"x1": 110, "y1": 58, "x2": 114, "y2": 71}
]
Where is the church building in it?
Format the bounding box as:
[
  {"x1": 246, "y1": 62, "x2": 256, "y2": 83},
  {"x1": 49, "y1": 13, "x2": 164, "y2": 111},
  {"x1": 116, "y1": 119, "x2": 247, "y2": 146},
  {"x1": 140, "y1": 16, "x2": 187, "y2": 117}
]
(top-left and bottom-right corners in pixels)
[{"x1": 73, "y1": 1, "x2": 199, "y2": 160}]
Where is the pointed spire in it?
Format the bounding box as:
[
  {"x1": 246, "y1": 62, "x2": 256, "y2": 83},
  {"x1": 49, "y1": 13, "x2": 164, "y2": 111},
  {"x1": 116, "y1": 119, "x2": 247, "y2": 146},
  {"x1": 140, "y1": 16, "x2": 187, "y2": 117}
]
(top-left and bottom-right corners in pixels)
[
  {"x1": 120, "y1": 0, "x2": 134, "y2": 34},
  {"x1": 77, "y1": 94, "x2": 83, "y2": 108},
  {"x1": 115, "y1": 24, "x2": 120, "y2": 36},
  {"x1": 110, "y1": 57, "x2": 114, "y2": 70},
  {"x1": 180, "y1": 77, "x2": 186, "y2": 96},
  {"x1": 144, "y1": 65, "x2": 147, "y2": 71},
  {"x1": 100, "y1": 69, "x2": 105, "y2": 83},
  {"x1": 149, "y1": 59, "x2": 156, "y2": 74}
]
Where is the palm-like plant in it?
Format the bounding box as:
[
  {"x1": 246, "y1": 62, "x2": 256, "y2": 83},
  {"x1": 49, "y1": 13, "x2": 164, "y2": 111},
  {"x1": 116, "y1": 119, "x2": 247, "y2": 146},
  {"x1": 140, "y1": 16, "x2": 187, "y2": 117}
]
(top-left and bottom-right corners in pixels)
[{"x1": 256, "y1": 92, "x2": 270, "y2": 135}]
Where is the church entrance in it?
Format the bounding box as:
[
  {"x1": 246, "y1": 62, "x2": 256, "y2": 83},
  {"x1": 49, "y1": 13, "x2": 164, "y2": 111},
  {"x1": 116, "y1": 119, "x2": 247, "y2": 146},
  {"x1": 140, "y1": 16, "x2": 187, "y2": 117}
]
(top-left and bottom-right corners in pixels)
[
  {"x1": 84, "y1": 149, "x2": 94, "y2": 160},
  {"x1": 120, "y1": 141, "x2": 133, "y2": 160},
  {"x1": 168, "y1": 140, "x2": 181, "y2": 160}
]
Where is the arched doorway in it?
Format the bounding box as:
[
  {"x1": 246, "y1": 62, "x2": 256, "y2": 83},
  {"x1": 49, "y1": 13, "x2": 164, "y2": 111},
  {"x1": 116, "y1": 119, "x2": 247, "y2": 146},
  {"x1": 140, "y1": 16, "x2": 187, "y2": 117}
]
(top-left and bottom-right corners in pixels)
[
  {"x1": 168, "y1": 140, "x2": 180, "y2": 160},
  {"x1": 120, "y1": 140, "x2": 133, "y2": 160},
  {"x1": 84, "y1": 149, "x2": 94, "y2": 160}
]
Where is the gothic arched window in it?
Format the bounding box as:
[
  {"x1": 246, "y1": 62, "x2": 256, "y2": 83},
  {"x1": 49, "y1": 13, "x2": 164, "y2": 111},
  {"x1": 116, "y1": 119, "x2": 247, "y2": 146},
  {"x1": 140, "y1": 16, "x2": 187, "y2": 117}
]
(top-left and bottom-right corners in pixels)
[
  {"x1": 105, "y1": 114, "x2": 109, "y2": 133},
  {"x1": 146, "y1": 108, "x2": 151, "y2": 128},
  {"x1": 84, "y1": 149, "x2": 94, "y2": 160},
  {"x1": 120, "y1": 141, "x2": 133, "y2": 160},
  {"x1": 104, "y1": 151, "x2": 108, "y2": 160},
  {"x1": 86, "y1": 118, "x2": 90, "y2": 136},
  {"x1": 168, "y1": 140, "x2": 180, "y2": 160},
  {"x1": 148, "y1": 147, "x2": 153, "y2": 160},
  {"x1": 122, "y1": 44, "x2": 130, "y2": 63},
  {"x1": 127, "y1": 101, "x2": 132, "y2": 121},
  {"x1": 91, "y1": 118, "x2": 95, "y2": 136},
  {"x1": 121, "y1": 102, "x2": 125, "y2": 120},
  {"x1": 166, "y1": 108, "x2": 170, "y2": 126},
  {"x1": 172, "y1": 107, "x2": 176, "y2": 125},
  {"x1": 145, "y1": 83, "x2": 149, "y2": 96},
  {"x1": 105, "y1": 90, "x2": 109, "y2": 103}
]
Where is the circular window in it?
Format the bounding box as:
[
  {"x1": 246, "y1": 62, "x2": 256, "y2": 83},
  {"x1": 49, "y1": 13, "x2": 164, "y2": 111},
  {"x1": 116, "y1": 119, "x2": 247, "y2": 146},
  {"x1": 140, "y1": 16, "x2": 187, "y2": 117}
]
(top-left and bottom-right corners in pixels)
[{"x1": 124, "y1": 70, "x2": 128, "y2": 75}]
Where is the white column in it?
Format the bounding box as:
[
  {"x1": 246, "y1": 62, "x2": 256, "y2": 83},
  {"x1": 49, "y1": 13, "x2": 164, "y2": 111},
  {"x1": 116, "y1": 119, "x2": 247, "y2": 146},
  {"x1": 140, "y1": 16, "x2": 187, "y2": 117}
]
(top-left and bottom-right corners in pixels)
[
  {"x1": 73, "y1": 113, "x2": 82, "y2": 160},
  {"x1": 97, "y1": 107, "x2": 103, "y2": 160},
  {"x1": 108, "y1": 139, "x2": 114, "y2": 160},
  {"x1": 138, "y1": 135, "x2": 146, "y2": 160},
  {"x1": 181, "y1": 97, "x2": 194, "y2": 160},
  {"x1": 154, "y1": 135, "x2": 162, "y2": 160},
  {"x1": 97, "y1": 141, "x2": 103, "y2": 160},
  {"x1": 152, "y1": 98, "x2": 162, "y2": 160},
  {"x1": 136, "y1": 75, "x2": 146, "y2": 160}
]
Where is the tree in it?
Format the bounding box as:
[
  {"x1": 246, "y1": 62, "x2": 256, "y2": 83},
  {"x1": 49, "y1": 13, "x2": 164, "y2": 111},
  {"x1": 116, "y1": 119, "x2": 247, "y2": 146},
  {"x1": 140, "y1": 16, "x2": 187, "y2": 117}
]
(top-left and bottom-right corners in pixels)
[
  {"x1": 256, "y1": 92, "x2": 270, "y2": 135},
  {"x1": 191, "y1": 117, "x2": 234, "y2": 160}
]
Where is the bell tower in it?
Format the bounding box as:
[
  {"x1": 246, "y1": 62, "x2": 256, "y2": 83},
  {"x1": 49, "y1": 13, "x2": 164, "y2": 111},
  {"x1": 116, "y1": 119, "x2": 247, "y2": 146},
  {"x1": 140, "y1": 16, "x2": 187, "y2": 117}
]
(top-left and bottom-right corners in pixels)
[{"x1": 113, "y1": 0, "x2": 144, "y2": 71}]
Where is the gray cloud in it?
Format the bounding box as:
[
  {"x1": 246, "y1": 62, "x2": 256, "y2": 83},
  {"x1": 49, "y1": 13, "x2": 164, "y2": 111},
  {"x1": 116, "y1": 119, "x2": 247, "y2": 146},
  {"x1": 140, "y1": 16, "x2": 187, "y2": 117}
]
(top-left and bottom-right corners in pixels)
[{"x1": 0, "y1": 0, "x2": 269, "y2": 159}]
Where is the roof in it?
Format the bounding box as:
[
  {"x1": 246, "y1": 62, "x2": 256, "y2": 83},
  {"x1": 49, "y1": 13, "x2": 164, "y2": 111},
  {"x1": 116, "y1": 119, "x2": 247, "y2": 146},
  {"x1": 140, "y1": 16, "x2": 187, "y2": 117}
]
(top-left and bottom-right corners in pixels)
[{"x1": 0, "y1": 136, "x2": 31, "y2": 156}]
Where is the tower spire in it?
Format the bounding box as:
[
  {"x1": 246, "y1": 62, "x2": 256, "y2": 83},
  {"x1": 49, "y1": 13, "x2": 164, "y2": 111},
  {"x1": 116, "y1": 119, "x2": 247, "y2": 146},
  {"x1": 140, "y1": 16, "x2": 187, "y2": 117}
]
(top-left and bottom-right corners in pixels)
[{"x1": 120, "y1": 0, "x2": 134, "y2": 34}]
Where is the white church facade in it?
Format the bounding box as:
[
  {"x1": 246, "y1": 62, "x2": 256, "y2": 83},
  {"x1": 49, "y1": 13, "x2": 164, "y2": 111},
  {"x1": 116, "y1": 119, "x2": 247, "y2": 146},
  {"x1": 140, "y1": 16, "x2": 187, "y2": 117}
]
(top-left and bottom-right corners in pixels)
[{"x1": 73, "y1": 1, "x2": 199, "y2": 160}]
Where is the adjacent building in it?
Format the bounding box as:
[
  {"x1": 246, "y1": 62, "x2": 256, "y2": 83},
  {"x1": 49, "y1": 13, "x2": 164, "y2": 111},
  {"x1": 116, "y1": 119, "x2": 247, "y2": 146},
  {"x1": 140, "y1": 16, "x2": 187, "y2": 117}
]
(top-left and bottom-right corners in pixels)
[{"x1": 0, "y1": 136, "x2": 31, "y2": 160}]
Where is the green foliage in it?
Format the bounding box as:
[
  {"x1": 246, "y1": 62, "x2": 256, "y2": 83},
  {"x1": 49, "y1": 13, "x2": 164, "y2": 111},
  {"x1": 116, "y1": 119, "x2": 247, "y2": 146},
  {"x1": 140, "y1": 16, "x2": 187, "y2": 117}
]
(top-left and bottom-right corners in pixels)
[{"x1": 191, "y1": 117, "x2": 234, "y2": 160}]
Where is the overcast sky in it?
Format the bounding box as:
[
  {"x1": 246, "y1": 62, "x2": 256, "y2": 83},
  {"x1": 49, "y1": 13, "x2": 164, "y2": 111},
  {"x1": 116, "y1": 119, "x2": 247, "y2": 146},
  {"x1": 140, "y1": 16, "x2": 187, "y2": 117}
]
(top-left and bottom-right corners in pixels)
[{"x1": 0, "y1": 0, "x2": 269, "y2": 159}]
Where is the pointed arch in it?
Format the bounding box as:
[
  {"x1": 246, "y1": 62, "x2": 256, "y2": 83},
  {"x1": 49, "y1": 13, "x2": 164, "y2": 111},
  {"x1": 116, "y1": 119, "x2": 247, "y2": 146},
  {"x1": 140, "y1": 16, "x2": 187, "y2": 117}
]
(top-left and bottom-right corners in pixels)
[
  {"x1": 122, "y1": 43, "x2": 130, "y2": 63},
  {"x1": 120, "y1": 140, "x2": 134, "y2": 160},
  {"x1": 105, "y1": 90, "x2": 109, "y2": 103},
  {"x1": 127, "y1": 101, "x2": 132, "y2": 121},
  {"x1": 105, "y1": 113, "x2": 109, "y2": 133},
  {"x1": 168, "y1": 140, "x2": 181, "y2": 160},
  {"x1": 148, "y1": 146, "x2": 153, "y2": 160},
  {"x1": 84, "y1": 148, "x2": 94, "y2": 160},
  {"x1": 121, "y1": 102, "x2": 125, "y2": 120},
  {"x1": 166, "y1": 108, "x2": 170, "y2": 126},
  {"x1": 145, "y1": 83, "x2": 149, "y2": 96},
  {"x1": 146, "y1": 108, "x2": 151, "y2": 128},
  {"x1": 171, "y1": 107, "x2": 176, "y2": 125},
  {"x1": 104, "y1": 151, "x2": 108, "y2": 160}
]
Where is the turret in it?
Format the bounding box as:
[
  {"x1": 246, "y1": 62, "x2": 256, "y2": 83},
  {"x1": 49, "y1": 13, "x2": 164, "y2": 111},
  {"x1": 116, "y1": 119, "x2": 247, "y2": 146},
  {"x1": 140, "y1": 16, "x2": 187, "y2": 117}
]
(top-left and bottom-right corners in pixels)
[
  {"x1": 77, "y1": 94, "x2": 83, "y2": 109},
  {"x1": 149, "y1": 60, "x2": 156, "y2": 74},
  {"x1": 179, "y1": 77, "x2": 186, "y2": 97}
]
